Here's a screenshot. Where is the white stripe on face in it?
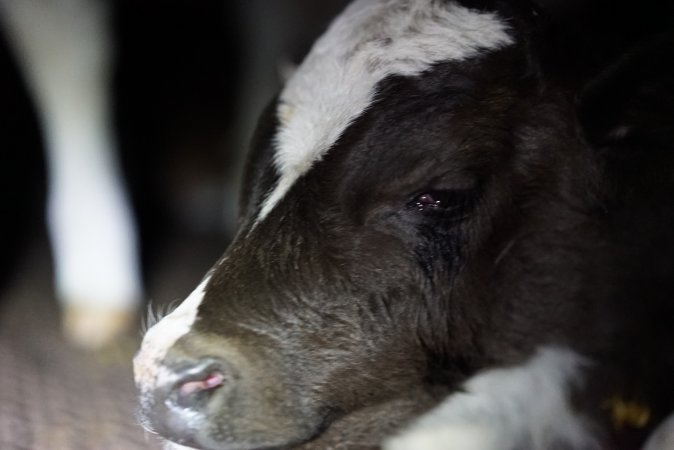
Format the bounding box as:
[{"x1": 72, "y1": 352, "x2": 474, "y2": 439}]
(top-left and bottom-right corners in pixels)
[
  {"x1": 256, "y1": 0, "x2": 514, "y2": 222},
  {"x1": 134, "y1": 276, "x2": 211, "y2": 392},
  {"x1": 384, "y1": 347, "x2": 597, "y2": 450}
]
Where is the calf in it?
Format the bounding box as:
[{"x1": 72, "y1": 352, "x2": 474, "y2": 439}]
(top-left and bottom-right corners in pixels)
[{"x1": 135, "y1": 0, "x2": 674, "y2": 448}]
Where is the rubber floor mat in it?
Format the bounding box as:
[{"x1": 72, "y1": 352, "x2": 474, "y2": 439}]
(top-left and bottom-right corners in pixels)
[{"x1": 0, "y1": 237, "x2": 221, "y2": 450}]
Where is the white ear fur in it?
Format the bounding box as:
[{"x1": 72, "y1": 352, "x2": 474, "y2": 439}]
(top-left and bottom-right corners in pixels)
[
  {"x1": 277, "y1": 56, "x2": 299, "y2": 84},
  {"x1": 643, "y1": 413, "x2": 674, "y2": 450},
  {"x1": 385, "y1": 347, "x2": 597, "y2": 450}
]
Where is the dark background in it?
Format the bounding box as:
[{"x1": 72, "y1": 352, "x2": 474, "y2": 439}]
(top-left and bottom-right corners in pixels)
[{"x1": 0, "y1": 0, "x2": 350, "y2": 296}]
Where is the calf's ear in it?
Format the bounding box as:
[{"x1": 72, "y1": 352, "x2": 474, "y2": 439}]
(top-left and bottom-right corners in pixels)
[{"x1": 577, "y1": 33, "x2": 674, "y2": 151}]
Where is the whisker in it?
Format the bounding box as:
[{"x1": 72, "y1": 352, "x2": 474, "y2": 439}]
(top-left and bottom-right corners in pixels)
[
  {"x1": 140, "y1": 299, "x2": 182, "y2": 336},
  {"x1": 136, "y1": 409, "x2": 158, "y2": 437}
]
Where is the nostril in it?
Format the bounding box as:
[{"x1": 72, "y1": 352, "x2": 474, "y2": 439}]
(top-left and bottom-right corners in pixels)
[
  {"x1": 169, "y1": 359, "x2": 228, "y2": 409},
  {"x1": 178, "y1": 372, "x2": 224, "y2": 397}
]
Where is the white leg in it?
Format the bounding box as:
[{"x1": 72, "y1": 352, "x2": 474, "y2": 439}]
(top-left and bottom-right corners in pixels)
[
  {"x1": 385, "y1": 347, "x2": 599, "y2": 450},
  {"x1": 0, "y1": 0, "x2": 142, "y2": 348}
]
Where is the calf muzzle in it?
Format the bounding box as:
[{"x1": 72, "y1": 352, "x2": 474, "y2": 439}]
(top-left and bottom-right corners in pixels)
[{"x1": 141, "y1": 357, "x2": 233, "y2": 447}]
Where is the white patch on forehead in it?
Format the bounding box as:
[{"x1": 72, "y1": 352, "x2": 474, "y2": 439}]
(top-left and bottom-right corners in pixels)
[
  {"x1": 133, "y1": 276, "x2": 211, "y2": 391},
  {"x1": 256, "y1": 0, "x2": 513, "y2": 222}
]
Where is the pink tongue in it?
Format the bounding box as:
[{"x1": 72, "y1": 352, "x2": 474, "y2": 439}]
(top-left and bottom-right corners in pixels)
[{"x1": 179, "y1": 373, "x2": 224, "y2": 397}]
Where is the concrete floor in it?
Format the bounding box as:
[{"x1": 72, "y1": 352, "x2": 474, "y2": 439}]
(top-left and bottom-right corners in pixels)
[{"x1": 0, "y1": 235, "x2": 225, "y2": 450}]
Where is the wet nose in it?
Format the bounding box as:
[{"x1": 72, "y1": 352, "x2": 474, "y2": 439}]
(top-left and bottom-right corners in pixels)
[
  {"x1": 138, "y1": 356, "x2": 240, "y2": 447},
  {"x1": 140, "y1": 358, "x2": 232, "y2": 445},
  {"x1": 165, "y1": 358, "x2": 228, "y2": 410}
]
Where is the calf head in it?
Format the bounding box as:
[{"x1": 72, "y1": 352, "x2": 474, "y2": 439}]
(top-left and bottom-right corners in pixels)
[{"x1": 134, "y1": 0, "x2": 674, "y2": 449}]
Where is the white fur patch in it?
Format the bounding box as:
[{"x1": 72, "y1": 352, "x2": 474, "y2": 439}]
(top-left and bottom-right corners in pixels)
[
  {"x1": 256, "y1": 0, "x2": 513, "y2": 222},
  {"x1": 385, "y1": 347, "x2": 598, "y2": 450},
  {"x1": 134, "y1": 276, "x2": 211, "y2": 392},
  {"x1": 644, "y1": 412, "x2": 674, "y2": 450}
]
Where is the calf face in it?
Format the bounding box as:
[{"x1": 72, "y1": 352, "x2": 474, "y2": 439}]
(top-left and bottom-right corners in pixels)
[{"x1": 134, "y1": 0, "x2": 674, "y2": 448}]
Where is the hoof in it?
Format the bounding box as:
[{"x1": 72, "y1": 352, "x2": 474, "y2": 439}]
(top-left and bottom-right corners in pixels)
[{"x1": 62, "y1": 304, "x2": 136, "y2": 350}]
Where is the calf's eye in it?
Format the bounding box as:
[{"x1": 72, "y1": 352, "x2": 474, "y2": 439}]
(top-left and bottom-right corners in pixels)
[
  {"x1": 413, "y1": 193, "x2": 442, "y2": 210},
  {"x1": 407, "y1": 188, "x2": 478, "y2": 221},
  {"x1": 410, "y1": 190, "x2": 465, "y2": 211}
]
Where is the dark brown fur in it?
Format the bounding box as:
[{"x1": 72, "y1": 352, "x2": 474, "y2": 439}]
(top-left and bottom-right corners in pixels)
[{"x1": 139, "y1": 1, "x2": 674, "y2": 448}]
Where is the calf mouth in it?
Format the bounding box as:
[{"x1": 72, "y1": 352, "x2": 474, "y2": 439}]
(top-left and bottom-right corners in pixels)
[{"x1": 145, "y1": 388, "x2": 426, "y2": 450}]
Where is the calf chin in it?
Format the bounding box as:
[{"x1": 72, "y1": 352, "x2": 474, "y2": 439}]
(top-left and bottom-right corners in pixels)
[{"x1": 293, "y1": 390, "x2": 440, "y2": 450}]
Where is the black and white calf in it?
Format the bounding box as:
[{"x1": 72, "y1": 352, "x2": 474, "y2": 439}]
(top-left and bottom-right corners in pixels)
[{"x1": 135, "y1": 0, "x2": 674, "y2": 449}]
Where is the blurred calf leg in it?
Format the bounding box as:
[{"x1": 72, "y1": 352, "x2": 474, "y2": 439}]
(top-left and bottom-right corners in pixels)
[{"x1": 0, "y1": 0, "x2": 142, "y2": 348}]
